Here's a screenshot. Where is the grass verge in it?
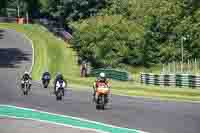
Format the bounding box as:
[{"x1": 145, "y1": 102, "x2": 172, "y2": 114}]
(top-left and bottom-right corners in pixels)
[{"x1": 1, "y1": 23, "x2": 200, "y2": 102}]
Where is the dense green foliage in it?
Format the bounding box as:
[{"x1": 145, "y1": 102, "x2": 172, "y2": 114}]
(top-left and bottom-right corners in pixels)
[
  {"x1": 0, "y1": 0, "x2": 41, "y2": 18},
  {"x1": 70, "y1": 0, "x2": 200, "y2": 68},
  {"x1": 45, "y1": 0, "x2": 106, "y2": 22},
  {"x1": 1, "y1": 0, "x2": 106, "y2": 23},
  {"x1": 70, "y1": 15, "x2": 144, "y2": 67},
  {"x1": 0, "y1": 0, "x2": 7, "y2": 15}
]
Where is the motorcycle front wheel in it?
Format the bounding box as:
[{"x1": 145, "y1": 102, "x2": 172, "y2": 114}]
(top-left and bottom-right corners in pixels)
[{"x1": 56, "y1": 90, "x2": 63, "y2": 100}]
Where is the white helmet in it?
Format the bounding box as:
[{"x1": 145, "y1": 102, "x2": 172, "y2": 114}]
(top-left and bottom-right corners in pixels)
[
  {"x1": 24, "y1": 71, "x2": 29, "y2": 74},
  {"x1": 99, "y1": 72, "x2": 105, "y2": 78}
]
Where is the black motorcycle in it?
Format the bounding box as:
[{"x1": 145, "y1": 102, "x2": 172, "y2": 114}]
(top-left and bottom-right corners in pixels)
[
  {"x1": 96, "y1": 93, "x2": 109, "y2": 110},
  {"x1": 55, "y1": 80, "x2": 65, "y2": 100},
  {"x1": 22, "y1": 80, "x2": 30, "y2": 95},
  {"x1": 42, "y1": 75, "x2": 51, "y2": 88},
  {"x1": 42, "y1": 79, "x2": 50, "y2": 88},
  {"x1": 56, "y1": 86, "x2": 64, "y2": 100}
]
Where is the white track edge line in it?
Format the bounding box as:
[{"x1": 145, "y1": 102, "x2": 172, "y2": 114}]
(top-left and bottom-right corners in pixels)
[
  {"x1": 0, "y1": 114, "x2": 108, "y2": 133},
  {"x1": 0, "y1": 104, "x2": 149, "y2": 133},
  {"x1": 21, "y1": 30, "x2": 34, "y2": 74}
]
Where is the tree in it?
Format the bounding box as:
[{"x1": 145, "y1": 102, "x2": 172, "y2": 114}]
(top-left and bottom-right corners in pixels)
[
  {"x1": 25, "y1": 0, "x2": 41, "y2": 18},
  {"x1": 45, "y1": 0, "x2": 106, "y2": 24},
  {"x1": 0, "y1": 0, "x2": 7, "y2": 15},
  {"x1": 70, "y1": 15, "x2": 144, "y2": 68}
]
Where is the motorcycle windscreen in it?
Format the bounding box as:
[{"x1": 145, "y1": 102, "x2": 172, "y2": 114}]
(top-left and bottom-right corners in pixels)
[{"x1": 44, "y1": 75, "x2": 50, "y2": 79}]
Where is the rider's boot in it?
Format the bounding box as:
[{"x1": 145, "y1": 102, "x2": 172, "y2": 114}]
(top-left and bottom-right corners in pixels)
[
  {"x1": 21, "y1": 84, "x2": 24, "y2": 89},
  {"x1": 62, "y1": 89, "x2": 65, "y2": 96},
  {"x1": 42, "y1": 80, "x2": 45, "y2": 86},
  {"x1": 93, "y1": 92, "x2": 96, "y2": 102},
  {"x1": 105, "y1": 95, "x2": 109, "y2": 104},
  {"x1": 54, "y1": 85, "x2": 56, "y2": 94},
  {"x1": 29, "y1": 84, "x2": 32, "y2": 90}
]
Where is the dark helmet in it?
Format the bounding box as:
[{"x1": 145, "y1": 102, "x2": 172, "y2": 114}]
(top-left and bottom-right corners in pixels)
[
  {"x1": 56, "y1": 72, "x2": 62, "y2": 76},
  {"x1": 56, "y1": 72, "x2": 63, "y2": 80}
]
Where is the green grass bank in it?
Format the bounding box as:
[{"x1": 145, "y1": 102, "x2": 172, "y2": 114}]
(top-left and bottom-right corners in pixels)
[{"x1": 1, "y1": 23, "x2": 200, "y2": 102}]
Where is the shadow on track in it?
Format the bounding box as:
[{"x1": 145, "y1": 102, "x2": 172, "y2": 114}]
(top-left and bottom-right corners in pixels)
[{"x1": 0, "y1": 48, "x2": 31, "y2": 68}]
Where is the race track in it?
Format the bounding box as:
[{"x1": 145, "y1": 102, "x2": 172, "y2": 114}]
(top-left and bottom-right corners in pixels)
[
  {"x1": 0, "y1": 118, "x2": 98, "y2": 133},
  {"x1": 0, "y1": 29, "x2": 200, "y2": 133}
]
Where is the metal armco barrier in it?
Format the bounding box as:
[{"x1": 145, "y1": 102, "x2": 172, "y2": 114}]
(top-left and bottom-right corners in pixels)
[
  {"x1": 141, "y1": 73, "x2": 200, "y2": 88},
  {"x1": 91, "y1": 68, "x2": 132, "y2": 81},
  {"x1": 0, "y1": 17, "x2": 16, "y2": 23}
]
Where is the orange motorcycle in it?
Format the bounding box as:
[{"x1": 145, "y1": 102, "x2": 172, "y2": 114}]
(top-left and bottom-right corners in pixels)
[{"x1": 95, "y1": 84, "x2": 110, "y2": 110}]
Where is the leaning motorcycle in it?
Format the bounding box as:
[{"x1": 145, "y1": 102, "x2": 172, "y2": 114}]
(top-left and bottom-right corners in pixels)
[
  {"x1": 55, "y1": 82, "x2": 65, "y2": 100},
  {"x1": 21, "y1": 80, "x2": 30, "y2": 95},
  {"x1": 95, "y1": 84, "x2": 110, "y2": 110}
]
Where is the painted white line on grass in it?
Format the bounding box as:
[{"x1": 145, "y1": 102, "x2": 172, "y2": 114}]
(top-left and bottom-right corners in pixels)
[
  {"x1": 0, "y1": 104, "x2": 149, "y2": 133},
  {"x1": 21, "y1": 31, "x2": 34, "y2": 74}
]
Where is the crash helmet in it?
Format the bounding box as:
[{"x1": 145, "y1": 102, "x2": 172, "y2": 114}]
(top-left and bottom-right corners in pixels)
[{"x1": 99, "y1": 72, "x2": 106, "y2": 81}]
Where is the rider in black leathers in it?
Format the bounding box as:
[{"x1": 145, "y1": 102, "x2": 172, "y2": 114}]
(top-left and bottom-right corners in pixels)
[
  {"x1": 54, "y1": 72, "x2": 65, "y2": 94},
  {"x1": 21, "y1": 71, "x2": 32, "y2": 89},
  {"x1": 41, "y1": 71, "x2": 51, "y2": 83}
]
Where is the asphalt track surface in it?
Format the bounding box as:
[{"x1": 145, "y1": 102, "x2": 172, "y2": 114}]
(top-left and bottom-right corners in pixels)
[
  {"x1": 0, "y1": 29, "x2": 200, "y2": 133},
  {"x1": 0, "y1": 118, "x2": 97, "y2": 133}
]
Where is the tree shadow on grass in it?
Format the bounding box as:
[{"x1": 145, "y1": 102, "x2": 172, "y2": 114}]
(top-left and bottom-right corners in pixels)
[{"x1": 0, "y1": 48, "x2": 31, "y2": 68}]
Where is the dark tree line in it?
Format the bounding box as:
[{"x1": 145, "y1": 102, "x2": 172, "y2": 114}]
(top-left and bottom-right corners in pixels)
[
  {"x1": 1, "y1": 0, "x2": 200, "y2": 69},
  {"x1": 0, "y1": 0, "x2": 41, "y2": 18}
]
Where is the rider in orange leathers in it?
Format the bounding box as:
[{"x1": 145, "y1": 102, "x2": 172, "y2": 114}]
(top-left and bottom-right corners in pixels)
[{"x1": 93, "y1": 72, "x2": 110, "y2": 102}]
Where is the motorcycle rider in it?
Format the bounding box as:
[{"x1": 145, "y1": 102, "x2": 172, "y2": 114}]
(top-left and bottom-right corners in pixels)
[
  {"x1": 55, "y1": 78, "x2": 66, "y2": 96},
  {"x1": 54, "y1": 72, "x2": 65, "y2": 94},
  {"x1": 80, "y1": 60, "x2": 88, "y2": 77},
  {"x1": 21, "y1": 71, "x2": 32, "y2": 90},
  {"x1": 41, "y1": 71, "x2": 51, "y2": 85},
  {"x1": 93, "y1": 72, "x2": 110, "y2": 102}
]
